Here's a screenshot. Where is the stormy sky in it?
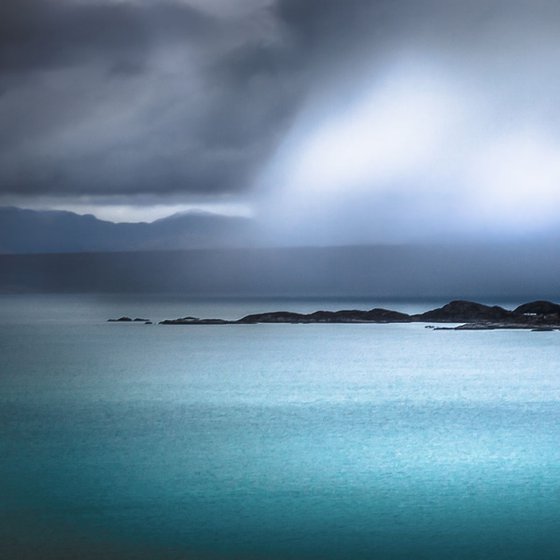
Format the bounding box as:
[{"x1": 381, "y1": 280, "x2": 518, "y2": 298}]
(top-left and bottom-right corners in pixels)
[{"x1": 2, "y1": 0, "x2": 560, "y2": 244}]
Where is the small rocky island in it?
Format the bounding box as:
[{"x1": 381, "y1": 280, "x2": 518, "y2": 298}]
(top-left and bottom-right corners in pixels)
[
  {"x1": 108, "y1": 316, "x2": 152, "y2": 324},
  {"x1": 156, "y1": 300, "x2": 560, "y2": 330}
]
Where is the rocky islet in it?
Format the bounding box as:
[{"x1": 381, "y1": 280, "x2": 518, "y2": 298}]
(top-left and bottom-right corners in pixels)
[{"x1": 147, "y1": 300, "x2": 560, "y2": 330}]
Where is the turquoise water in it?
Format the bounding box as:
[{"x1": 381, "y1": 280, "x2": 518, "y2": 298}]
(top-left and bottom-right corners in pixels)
[{"x1": 2, "y1": 295, "x2": 560, "y2": 559}]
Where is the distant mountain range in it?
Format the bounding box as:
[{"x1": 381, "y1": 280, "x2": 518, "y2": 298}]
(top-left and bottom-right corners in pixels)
[{"x1": 0, "y1": 207, "x2": 254, "y2": 254}]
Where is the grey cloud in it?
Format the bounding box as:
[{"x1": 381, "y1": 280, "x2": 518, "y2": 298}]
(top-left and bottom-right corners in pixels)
[
  {"x1": 0, "y1": 0, "x2": 149, "y2": 74},
  {"x1": 3, "y1": 0, "x2": 560, "y2": 214},
  {"x1": 0, "y1": 0, "x2": 217, "y2": 75},
  {"x1": 0, "y1": 0, "x2": 303, "y2": 198}
]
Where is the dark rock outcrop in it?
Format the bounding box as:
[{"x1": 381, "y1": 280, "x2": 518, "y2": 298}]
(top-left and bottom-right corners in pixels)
[
  {"x1": 108, "y1": 316, "x2": 151, "y2": 323},
  {"x1": 160, "y1": 316, "x2": 230, "y2": 325},
  {"x1": 237, "y1": 311, "x2": 306, "y2": 324},
  {"x1": 415, "y1": 300, "x2": 514, "y2": 323},
  {"x1": 514, "y1": 300, "x2": 560, "y2": 315},
  {"x1": 455, "y1": 321, "x2": 560, "y2": 330},
  {"x1": 237, "y1": 308, "x2": 412, "y2": 324},
  {"x1": 156, "y1": 300, "x2": 560, "y2": 330},
  {"x1": 362, "y1": 308, "x2": 411, "y2": 322}
]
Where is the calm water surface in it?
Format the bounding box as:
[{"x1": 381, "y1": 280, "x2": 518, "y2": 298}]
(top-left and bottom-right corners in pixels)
[{"x1": 1, "y1": 295, "x2": 560, "y2": 559}]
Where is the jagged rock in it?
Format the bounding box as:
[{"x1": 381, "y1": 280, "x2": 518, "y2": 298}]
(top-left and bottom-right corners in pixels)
[{"x1": 108, "y1": 316, "x2": 132, "y2": 322}]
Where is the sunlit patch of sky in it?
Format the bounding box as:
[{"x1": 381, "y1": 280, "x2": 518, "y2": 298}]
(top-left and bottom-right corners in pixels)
[
  {"x1": 254, "y1": 53, "x2": 560, "y2": 244},
  {"x1": 0, "y1": 197, "x2": 253, "y2": 223}
]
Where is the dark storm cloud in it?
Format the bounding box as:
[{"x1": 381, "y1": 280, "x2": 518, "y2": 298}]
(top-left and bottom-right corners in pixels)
[
  {"x1": 0, "y1": 0, "x2": 303, "y2": 199},
  {"x1": 0, "y1": 0, "x2": 216, "y2": 74},
  {"x1": 0, "y1": 0, "x2": 148, "y2": 74},
  {"x1": 273, "y1": 0, "x2": 560, "y2": 82},
  {"x1": 3, "y1": 0, "x2": 560, "y2": 207}
]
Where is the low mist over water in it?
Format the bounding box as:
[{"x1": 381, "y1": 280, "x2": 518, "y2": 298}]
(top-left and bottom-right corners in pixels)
[{"x1": 2, "y1": 244, "x2": 560, "y2": 301}]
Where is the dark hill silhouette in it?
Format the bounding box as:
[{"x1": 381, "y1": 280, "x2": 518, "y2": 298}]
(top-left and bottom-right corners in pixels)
[
  {"x1": 417, "y1": 300, "x2": 514, "y2": 322},
  {"x1": 514, "y1": 301, "x2": 560, "y2": 315},
  {"x1": 0, "y1": 207, "x2": 253, "y2": 254},
  {"x1": 158, "y1": 300, "x2": 560, "y2": 330}
]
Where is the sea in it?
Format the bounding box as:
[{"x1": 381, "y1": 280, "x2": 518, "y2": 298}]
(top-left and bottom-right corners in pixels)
[{"x1": 1, "y1": 294, "x2": 560, "y2": 559}]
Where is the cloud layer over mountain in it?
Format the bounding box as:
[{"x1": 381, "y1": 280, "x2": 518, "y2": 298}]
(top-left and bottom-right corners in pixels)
[{"x1": 2, "y1": 0, "x2": 560, "y2": 244}]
